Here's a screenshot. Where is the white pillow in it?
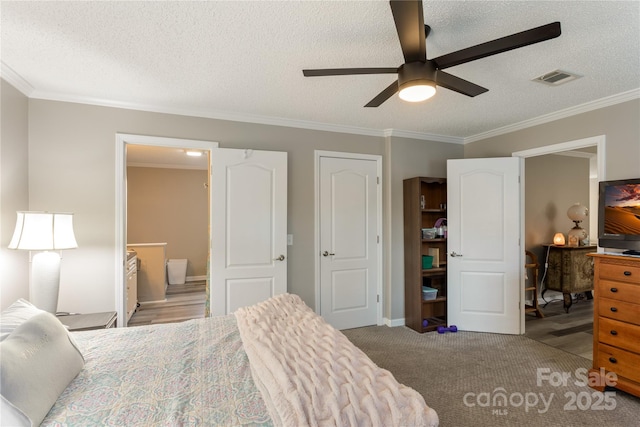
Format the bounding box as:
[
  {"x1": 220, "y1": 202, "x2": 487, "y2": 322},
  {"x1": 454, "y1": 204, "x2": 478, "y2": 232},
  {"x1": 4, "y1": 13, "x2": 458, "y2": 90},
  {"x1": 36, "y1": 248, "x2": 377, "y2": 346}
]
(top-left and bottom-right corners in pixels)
[
  {"x1": 0, "y1": 312, "x2": 85, "y2": 427},
  {"x1": 0, "y1": 299, "x2": 45, "y2": 342}
]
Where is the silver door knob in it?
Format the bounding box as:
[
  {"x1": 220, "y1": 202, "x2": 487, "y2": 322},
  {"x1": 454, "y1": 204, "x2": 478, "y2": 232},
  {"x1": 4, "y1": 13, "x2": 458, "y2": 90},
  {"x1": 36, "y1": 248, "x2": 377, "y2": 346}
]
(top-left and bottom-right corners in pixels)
[
  {"x1": 449, "y1": 252, "x2": 463, "y2": 257},
  {"x1": 273, "y1": 254, "x2": 285, "y2": 261},
  {"x1": 322, "y1": 251, "x2": 335, "y2": 256}
]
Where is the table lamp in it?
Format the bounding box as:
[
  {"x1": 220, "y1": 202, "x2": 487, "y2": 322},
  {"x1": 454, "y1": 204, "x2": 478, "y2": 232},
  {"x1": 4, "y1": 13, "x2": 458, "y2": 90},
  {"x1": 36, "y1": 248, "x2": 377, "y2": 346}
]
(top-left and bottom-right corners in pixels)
[
  {"x1": 8, "y1": 212, "x2": 78, "y2": 313},
  {"x1": 566, "y1": 203, "x2": 588, "y2": 247}
]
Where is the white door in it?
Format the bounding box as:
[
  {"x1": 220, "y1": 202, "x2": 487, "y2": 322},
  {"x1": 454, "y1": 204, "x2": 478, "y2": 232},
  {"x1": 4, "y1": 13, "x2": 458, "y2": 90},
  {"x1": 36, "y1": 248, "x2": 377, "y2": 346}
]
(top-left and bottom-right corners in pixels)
[
  {"x1": 210, "y1": 148, "x2": 287, "y2": 315},
  {"x1": 319, "y1": 155, "x2": 380, "y2": 330},
  {"x1": 447, "y1": 157, "x2": 523, "y2": 334}
]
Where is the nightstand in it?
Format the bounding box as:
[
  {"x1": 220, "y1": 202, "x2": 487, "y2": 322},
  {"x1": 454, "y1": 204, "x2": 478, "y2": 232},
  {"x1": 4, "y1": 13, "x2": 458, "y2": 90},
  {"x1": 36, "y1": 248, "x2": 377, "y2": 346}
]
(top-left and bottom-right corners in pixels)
[{"x1": 56, "y1": 311, "x2": 117, "y2": 331}]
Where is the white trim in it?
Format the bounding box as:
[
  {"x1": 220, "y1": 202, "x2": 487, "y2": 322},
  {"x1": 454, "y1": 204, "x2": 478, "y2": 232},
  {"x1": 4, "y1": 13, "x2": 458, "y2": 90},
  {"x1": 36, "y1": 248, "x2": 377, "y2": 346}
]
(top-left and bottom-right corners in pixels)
[
  {"x1": 383, "y1": 128, "x2": 464, "y2": 144},
  {"x1": 127, "y1": 162, "x2": 208, "y2": 171},
  {"x1": 384, "y1": 317, "x2": 406, "y2": 328},
  {"x1": 466, "y1": 89, "x2": 639, "y2": 143},
  {"x1": 511, "y1": 135, "x2": 606, "y2": 184},
  {"x1": 314, "y1": 150, "x2": 384, "y2": 327},
  {"x1": 5, "y1": 58, "x2": 635, "y2": 144},
  {"x1": 0, "y1": 62, "x2": 34, "y2": 96},
  {"x1": 115, "y1": 133, "x2": 218, "y2": 327},
  {"x1": 552, "y1": 150, "x2": 596, "y2": 159}
]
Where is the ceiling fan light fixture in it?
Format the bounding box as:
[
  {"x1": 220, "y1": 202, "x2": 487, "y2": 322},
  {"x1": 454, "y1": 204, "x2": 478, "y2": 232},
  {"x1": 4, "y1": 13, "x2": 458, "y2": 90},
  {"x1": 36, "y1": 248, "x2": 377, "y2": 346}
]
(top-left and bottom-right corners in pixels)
[{"x1": 398, "y1": 80, "x2": 436, "y2": 102}]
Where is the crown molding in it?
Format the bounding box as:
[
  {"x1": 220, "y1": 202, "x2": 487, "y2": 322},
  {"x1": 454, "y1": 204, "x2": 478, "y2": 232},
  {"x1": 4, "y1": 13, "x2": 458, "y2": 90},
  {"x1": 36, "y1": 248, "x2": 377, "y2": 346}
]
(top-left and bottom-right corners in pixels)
[
  {"x1": 464, "y1": 88, "x2": 640, "y2": 144},
  {"x1": 3, "y1": 61, "x2": 637, "y2": 145},
  {"x1": 0, "y1": 62, "x2": 34, "y2": 96},
  {"x1": 383, "y1": 128, "x2": 464, "y2": 144}
]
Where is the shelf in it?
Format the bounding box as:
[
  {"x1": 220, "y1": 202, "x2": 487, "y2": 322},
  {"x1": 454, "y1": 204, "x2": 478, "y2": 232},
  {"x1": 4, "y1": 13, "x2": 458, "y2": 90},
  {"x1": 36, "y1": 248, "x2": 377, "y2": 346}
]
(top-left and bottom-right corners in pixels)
[
  {"x1": 421, "y1": 316, "x2": 447, "y2": 333},
  {"x1": 422, "y1": 238, "x2": 446, "y2": 243},
  {"x1": 422, "y1": 296, "x2": 447, "y2": 304},
  {"x1": 422, "y1": 267, "x2": 446, "y2": 276},
  {"x1": 422, "y1": 209, "x2": 446, "y2": 213}
]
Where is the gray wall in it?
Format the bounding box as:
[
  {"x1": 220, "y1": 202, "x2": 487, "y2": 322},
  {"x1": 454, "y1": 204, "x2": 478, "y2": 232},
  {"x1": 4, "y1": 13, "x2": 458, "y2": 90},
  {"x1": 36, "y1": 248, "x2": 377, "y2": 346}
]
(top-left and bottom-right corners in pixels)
[
  {"x1": 464, "y1": 99, "x2": 640, "y2": 182},
  {"x1": 1, "y1": 80, "x2": 30, "y2": 308},
  {"x1": 24, "y1": 96, "x2": 388, "y2": 314},
  {"x1": 385, "y1": 136, "x2": 464, "y2": 321},
  {"x1": 524, "y1": 154, "x2": 590, "y2": 276},
  {"x1": 4, "y1": 77, "x2": 639, "y2": 324}
]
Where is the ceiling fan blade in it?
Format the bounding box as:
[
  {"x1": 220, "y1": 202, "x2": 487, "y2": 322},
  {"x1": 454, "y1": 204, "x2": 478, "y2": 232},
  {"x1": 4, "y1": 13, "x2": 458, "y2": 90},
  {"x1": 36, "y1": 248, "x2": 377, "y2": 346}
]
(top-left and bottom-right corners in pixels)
[
  {"x1": 303, "y1": 68, "x2": 398, "y2": 77},
  {"x1": 433, "y1": 22, "x2": 561, "y2": 69},
  {"x1": 364, "y1": 80, "x2": 399, "y2": 107},
  {"x1": 390, "y1": 0, "x2": 427, "y2": 62},
  {"x1": 436, "y1": 71, "x2": 488, "y2": 97}
]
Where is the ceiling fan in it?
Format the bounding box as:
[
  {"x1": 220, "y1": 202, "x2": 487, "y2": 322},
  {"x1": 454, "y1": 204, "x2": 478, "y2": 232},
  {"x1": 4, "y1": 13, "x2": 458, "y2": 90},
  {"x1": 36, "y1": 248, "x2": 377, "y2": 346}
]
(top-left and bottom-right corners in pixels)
[{"x1": 302, "y1": 0, "x2": 561, "y2": 107}]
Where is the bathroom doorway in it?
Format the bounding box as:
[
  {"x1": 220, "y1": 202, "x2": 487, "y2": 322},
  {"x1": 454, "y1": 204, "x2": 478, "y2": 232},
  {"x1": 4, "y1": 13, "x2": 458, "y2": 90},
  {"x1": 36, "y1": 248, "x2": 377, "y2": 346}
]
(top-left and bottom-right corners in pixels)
[{"x1": 115, "y1": 134, "x2": 219, "y2": 327}]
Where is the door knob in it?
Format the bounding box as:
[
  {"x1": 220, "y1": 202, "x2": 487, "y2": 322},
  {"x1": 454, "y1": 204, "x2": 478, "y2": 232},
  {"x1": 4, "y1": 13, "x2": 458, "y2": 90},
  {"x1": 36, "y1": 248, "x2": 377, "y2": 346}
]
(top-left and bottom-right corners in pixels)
[
  {"x1": 322, "y1": 251, "x2": 335, "y2": 257},
  {"x1": 449, "y1": 252, "x2": 463, "y2": 257},
  {"x1": 273, "y1": 254, "x2": 285, "y2": 261}
]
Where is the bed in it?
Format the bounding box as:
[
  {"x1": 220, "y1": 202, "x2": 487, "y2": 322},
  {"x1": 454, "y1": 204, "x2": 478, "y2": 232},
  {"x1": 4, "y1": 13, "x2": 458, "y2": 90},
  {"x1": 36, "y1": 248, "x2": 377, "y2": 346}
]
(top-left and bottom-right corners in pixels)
[{"x1": 1, "y1": 294, "x2": 439, "y2": 426}]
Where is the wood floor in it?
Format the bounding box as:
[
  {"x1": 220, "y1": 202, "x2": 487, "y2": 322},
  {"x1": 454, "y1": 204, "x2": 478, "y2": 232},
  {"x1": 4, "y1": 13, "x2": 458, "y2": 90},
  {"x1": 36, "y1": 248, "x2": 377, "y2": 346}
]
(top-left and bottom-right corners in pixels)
[
  {"x1": 525, "y1": 292, "x2": 594, "y2": 360},
  {"x1": 127, "y1": 280, "x2": 206, "y2": 327},
  {"x1": 127, "y1": 284, "x2": 594, "y2": 360}
]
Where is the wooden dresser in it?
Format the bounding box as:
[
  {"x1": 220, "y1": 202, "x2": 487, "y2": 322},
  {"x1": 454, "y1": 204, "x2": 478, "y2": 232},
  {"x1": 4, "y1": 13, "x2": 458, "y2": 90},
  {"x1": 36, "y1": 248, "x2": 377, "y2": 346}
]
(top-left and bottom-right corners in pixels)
[{"x1": 588, "y1": 254, "x2": 640, "y2": 398}]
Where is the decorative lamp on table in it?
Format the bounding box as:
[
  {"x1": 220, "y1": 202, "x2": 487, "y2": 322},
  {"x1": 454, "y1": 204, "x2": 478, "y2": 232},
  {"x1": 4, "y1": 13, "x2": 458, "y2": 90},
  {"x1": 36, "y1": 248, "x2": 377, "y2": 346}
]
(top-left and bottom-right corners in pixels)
[
  {"x1": 567, "y1": 203, "x2": 589, "y2": 247},
  {"x1": 8, "y1": 211, "x2": 78, "y2": 313}
]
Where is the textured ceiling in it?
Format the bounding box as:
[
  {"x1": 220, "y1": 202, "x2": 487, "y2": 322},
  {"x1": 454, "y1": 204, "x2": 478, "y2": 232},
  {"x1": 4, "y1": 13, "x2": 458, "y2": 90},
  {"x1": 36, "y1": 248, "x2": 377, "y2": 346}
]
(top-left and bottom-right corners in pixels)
[{"x1": 2, "y1": 1, "x2": 639, "y2": 141}]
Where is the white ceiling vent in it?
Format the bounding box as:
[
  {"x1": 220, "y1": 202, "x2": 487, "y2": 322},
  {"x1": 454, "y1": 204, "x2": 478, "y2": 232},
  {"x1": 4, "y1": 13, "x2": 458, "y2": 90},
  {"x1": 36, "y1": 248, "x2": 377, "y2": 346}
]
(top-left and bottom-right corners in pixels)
[{"x1": 533, "y1": 69, "x2": 582, "y2": 86}]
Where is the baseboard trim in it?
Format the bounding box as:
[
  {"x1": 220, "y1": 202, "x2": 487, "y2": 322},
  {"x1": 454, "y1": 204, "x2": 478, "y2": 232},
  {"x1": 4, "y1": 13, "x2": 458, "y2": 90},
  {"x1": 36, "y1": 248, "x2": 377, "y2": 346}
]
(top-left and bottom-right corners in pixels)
[
  {"x1": 186, "y1": 275, "x2": 206, "y2": 282},
  {"x1": 384, "y1": 317, "x2": 405, "y2": 327}
]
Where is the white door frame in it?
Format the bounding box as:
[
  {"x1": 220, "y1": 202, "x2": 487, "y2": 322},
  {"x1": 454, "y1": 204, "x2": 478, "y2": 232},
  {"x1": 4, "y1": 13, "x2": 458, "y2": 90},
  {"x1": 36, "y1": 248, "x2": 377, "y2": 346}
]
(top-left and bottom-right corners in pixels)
[
  {"x1": 115, "y1": 133, "x2": 218, "y2": 327},
  {"x1": 512, "y1": 135, "x2": 606, "y2": 330},
  {"x1": 314, "y1": 150, "x2": 383, "y2": 325}
]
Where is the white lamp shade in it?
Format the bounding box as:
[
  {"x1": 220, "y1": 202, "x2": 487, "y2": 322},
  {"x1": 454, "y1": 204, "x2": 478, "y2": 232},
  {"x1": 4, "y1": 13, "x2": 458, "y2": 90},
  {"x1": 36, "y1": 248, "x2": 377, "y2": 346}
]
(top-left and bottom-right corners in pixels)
[{"x1": 8, "y1": 212, "x2": 78, "y2": 250}]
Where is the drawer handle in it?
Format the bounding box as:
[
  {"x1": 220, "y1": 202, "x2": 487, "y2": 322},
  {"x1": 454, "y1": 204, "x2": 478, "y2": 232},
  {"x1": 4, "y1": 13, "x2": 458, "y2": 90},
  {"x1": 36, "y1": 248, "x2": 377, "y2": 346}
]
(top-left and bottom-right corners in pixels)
[
  {"x1": 610, "y1": 287, "x2": 618, "y2": 293},
  {"x1": 610, "y1": 330, "x2": 618, "y2": 336},
  {"x1": 623, "y1": 271, "x2": 631, "y2": 276},
  {"x1": 610, "y1": 307, "x2": 618, "y2": 312},
  {"x1": 609, "y1": 357, "x2": 617, "y2": 364}
]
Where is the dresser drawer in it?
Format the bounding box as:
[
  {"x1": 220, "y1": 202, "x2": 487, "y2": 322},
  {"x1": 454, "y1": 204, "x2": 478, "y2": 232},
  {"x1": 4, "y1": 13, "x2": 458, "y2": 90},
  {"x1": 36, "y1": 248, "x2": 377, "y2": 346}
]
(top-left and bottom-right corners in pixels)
[
  {"x1": 597, "y1": 343, "x2": 640, "y2": 384},
  {"x1": 597, "y1": 279, "x2": 640, "y2": 303},
  {"x1": 599, "y1": 261, "x2": 640, "y2": 284},
  {"x1": 598, "y1": 297, "x2": 640, "y2": 326},
  {"x1": 598, "y1": 317, "x2": 640, "y2": 354}
]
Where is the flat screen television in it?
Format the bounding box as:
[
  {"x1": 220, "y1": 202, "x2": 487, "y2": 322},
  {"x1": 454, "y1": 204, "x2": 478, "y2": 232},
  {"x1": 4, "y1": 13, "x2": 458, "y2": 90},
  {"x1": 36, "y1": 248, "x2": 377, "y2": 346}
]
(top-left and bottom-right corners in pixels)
[{"x1": 598, "y1": 177, "x2": 640, "y2": 255}]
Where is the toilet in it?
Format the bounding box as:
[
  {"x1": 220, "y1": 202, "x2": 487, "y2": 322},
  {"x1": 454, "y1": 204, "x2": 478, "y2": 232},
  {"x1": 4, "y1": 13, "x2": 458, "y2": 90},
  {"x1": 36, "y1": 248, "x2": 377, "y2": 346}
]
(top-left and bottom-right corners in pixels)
[{"x1": 167, "y1": 259, "x2": 188, "y2": 285}]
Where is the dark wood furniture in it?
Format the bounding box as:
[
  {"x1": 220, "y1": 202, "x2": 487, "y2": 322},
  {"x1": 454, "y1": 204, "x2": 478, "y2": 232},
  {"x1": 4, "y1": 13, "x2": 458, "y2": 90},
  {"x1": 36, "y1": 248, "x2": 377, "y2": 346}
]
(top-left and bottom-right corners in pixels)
[
  {"x1": 403, "y1": 177, "x2": 447, "y2": 333},
  {"x1": 542, "y1": 244, "x2": 596, "y2": 312},
  {"x1": 588, "y1": 254, "x2": 640, "y2": 398},
  {"x1": 57, "y1": 311, "x2": 117, "y2": 331},
  {"x1": 525, "y1": 250, "x2": 544, "y2": 318}
]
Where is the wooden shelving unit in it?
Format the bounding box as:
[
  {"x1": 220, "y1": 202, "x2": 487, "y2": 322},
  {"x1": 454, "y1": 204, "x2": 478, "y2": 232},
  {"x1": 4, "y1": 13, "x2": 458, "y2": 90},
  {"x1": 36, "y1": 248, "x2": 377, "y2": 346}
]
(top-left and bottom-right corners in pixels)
[{"x1": 403, "y1": 177, "x2": 448, "y2": 333}]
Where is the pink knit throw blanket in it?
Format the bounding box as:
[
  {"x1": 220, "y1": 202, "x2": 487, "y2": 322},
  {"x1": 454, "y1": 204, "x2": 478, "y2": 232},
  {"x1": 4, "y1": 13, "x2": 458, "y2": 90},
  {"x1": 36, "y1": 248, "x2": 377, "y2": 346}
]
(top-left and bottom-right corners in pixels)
[{"x1": 235, "y1": 294, "x2": 439, "y2": 427}]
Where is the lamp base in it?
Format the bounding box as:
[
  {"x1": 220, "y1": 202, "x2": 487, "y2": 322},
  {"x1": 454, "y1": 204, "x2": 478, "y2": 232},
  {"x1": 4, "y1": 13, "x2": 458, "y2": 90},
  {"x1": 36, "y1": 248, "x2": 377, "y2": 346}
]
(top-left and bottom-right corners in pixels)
[{"x1": 30, "y1": 251, "x2": 61, "y2": 313}]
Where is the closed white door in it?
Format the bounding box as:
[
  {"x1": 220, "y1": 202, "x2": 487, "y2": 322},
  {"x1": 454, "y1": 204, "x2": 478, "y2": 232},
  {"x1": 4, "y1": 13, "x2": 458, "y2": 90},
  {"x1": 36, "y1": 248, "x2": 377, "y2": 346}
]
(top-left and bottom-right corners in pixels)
[
  {"x1": 447, "y1": 157, "x2": 523, "y2": 334},
  {"x1": 319, "y1": 155, "x2": 380, "y2": 330},
  {"x1": 210, "y1": 148, "x2": 287, "y2": 315}
]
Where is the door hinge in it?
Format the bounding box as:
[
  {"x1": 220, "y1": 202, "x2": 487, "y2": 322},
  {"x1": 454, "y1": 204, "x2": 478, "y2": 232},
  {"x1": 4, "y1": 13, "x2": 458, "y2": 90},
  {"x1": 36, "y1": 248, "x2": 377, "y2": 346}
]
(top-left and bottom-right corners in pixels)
[
  {"x1": 377, "y1": 235, "x2": 380, "y2": 243},
  {"x1": 377, "y1": 176, "x2": 380, "y2": 184},
  {"x1": 377, "y1": 294, "x2": 380, "y2": 303}
]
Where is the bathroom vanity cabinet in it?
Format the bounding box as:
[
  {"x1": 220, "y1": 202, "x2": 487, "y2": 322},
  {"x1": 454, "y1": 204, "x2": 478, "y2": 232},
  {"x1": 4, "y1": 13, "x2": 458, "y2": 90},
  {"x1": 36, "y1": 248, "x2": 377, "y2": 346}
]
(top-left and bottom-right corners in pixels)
[{"x1": 127, "y1": 243, "x2": 167, "y2": 303}]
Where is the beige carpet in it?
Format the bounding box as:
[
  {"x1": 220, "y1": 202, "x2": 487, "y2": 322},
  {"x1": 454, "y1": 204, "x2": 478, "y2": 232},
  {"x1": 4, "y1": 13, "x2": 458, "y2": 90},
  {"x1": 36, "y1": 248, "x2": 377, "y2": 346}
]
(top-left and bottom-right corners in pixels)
[{"x1": 342, "y1": 326, "x2": 640, "y2": 426}]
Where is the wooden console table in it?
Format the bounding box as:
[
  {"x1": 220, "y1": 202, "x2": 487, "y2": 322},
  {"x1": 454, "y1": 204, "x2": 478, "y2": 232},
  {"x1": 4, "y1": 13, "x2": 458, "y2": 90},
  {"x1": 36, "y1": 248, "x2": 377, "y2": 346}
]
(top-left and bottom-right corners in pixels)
[{"x1": 542, "y1": 245, "x2": 596, "y2": 312}]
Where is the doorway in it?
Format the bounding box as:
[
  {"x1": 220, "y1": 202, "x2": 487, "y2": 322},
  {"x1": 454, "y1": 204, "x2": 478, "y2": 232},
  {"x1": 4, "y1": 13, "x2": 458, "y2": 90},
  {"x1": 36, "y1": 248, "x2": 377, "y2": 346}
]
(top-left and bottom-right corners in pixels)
[
  {"x1": 115, "y1": 134, "x2": 219, "y2": 327},
  {"x1": 513, "y1": 135, "x2": 604, "y2": 351}
]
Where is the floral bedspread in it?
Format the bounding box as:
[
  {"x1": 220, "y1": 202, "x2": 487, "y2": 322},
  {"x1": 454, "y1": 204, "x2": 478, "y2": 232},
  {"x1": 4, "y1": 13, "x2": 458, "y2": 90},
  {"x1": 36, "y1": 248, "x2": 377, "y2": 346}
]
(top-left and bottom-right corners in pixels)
[{"x1": 42, "y1": 315, "x2": 272, "y2": 426}]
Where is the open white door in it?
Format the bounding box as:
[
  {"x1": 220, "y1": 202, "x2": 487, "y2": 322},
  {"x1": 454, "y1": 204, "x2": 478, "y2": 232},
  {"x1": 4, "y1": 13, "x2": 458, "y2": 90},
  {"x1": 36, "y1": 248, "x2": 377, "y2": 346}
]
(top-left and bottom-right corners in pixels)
[
  {"x1": 447, "y1": 157, "x2": 523, "y2": 334},
  {"x1": 210, "y1": 148, "x2": 287, "y2": 315}
]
